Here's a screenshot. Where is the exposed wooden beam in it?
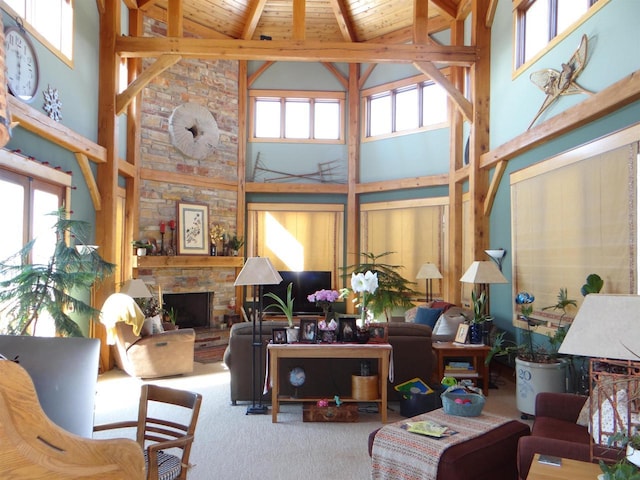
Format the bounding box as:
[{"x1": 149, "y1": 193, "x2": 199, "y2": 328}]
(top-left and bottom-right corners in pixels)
[
  {"x1": 166, "y1": 0, "x2": 183, "y2": 37},
  {"x1": 413, "y1": 0, "x2": 429, "y2": 45},
  {"x1": 117, "y1": 157, "x2": 136, "y2": 178},
  {"x1": 485, "y1": 0, "x2": 498, "y2": 27},
  {"x1": 116, "y1": 37, "x2": 477, "y2": 65},
  {"x1": 75, "y1": 153, "x2": 102, "y2": 211},
  {"x1": 8, "y1": 96, "x2": 106, "y2": 163},
  {"x1": 293, "y1": 0, "x2": 306, "y2": 41},
  {"x1": 355, "y1": 174, "x2": 449, "y2": 194},
  {"x1": 483, "y1": 159, "x2": 505, "y2": 216},
  {"x1": 245, "y1": 182, "x2": 348, "y2": 194},
  {"x1": 329, "y1": 0, "x2": 357, "y2": 42},
  {"x1": 480, "y1": 69, "x2": 640, "y2": 168},
  {"x1": 140, "y1": 167, "x2": 238, "y2": 191},
  {"x1": 414, "y1": 61, "x2": 473, "y2": 122},
  {"x1": 248, "y1": 61, "x2": 274, "y2": 86},
  {"x1": 242, "y1": 0, "x2": 269, "y2": 40},
  {"x1": 143, "y1": 4, "x2": 232, "y2": 40},
  {"x1": 430, "y1": 0, "x2": 458, "y2": 19},
  {"x1": 115, "y1": 54, "x2": 182, "y2": 115}
]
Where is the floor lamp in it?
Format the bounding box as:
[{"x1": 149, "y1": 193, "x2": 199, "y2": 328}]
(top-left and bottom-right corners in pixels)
[
  {"x1": 234, "y1": 257, "x2": 282, "y2": 415},
  {"x1": 460, "y1": 260, "x2": 507, "y2": 316},
  {"x1": 416, "y1": 263, "x2": 443, "y2": 302}
]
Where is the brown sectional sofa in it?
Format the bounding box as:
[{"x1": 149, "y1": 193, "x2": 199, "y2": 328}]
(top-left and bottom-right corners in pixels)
[{"x1": 222, "y1": 320, "x2": 436, "y2": 405}]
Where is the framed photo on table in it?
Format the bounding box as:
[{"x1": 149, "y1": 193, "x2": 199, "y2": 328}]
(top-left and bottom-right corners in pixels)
[
  {"x1": 299, "y1": 318, "x2": 318, "y2": 343},
  {"x1": 177, "y1": 202, "x2": 209, "y2": 255},
  {"x1": 454, "y1": 323, "x2": 469, "y2": 344},
  {"x1": 272, "y1": 328, "x2": 287, "y2": 344},
  {"x1": 368, "y1": 325, "x2": 388, "y2": 343},
  {"x1": 338, "y1": 317, "x2": 357, "y2": 342}
]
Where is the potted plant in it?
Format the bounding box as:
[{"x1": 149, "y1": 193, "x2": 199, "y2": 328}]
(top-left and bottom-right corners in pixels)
[
  {"x1": 132, "y1": 240, "x2": 153, "y2": 256},
  {"x1": 462, "y1": 290, "x2": 491, "y2": 344},
  {"x1": 599, "y1": 432, "x2": 640, "y2": 479},
  {"x1": 227, "y1": 235, "x2": 244, "y2": 256},
  {"x1": 263, "y1": 282, "x2": 298, "y2": 342},
  {"x1": 0, "y1": 208, "x2": 115, "y2": 336},
  {"x1": 341, "y1": 252, "x2": 418, "y2": 322}
]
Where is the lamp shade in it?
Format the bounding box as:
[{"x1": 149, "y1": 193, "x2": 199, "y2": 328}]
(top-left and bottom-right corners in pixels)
[
  {"x1": 120, "y1": 278, "x2": 153, "y2": 298},
  {"x1": 416, "y1": 263, "x2": 443, "y2": 280},
  {"x1": 558, "y1": 294, "x2": 640, "y2": 361},
  {"x1": 460, "y1": 261, "x2": 507, "y2": 284},
  {"x1": 234, "y1": 257, "x2": 283, "y2": 286}
]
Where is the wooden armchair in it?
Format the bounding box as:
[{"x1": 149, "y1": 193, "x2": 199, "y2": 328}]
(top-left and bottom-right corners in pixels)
[
  {"x1": 0, "y1": 359, "x2": 145, "y2": 479},
  {"x1": 94, "y1": 384, "x2": 202, "y2": 480}
]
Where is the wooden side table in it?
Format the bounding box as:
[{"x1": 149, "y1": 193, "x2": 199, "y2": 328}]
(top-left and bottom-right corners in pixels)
[
  {"x1": 432, "y1": 342, "x2": 491, "y2": 395},
  {"x1": 527, "y1": 454, "x2": 602, "y2": 479}
]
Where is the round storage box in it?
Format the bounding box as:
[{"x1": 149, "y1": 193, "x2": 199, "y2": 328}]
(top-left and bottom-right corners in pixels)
[{"x1": 352, "y1": 374, "x2": 379, "y2": 400}]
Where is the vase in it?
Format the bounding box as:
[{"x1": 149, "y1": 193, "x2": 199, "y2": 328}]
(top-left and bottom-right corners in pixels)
[
  {"x1": 469, "y1": 324, "x2": 483, "y2": 344},
  {"x1": 286, "y1": 326, "x2": 299, "y2": 343},
  {"x1": 515, "y1": 357, "x2": 567, "y2": 416}
]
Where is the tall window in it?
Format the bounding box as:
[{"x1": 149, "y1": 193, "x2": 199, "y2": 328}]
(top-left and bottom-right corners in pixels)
[
  {"x1": 0, "y1": 169, "x2": 64, "y2": 267},
  {"x1": 514, "y1": 0, "x2": 604, "y2": 69},
  {"x1": 250, "y1": 90, "x2": 345, "y2": 143},
  {"x1": 2, "y1": 0, "x2": 74, "y2": 62},
  {"x1": 363, "y1": 77, "x2": 448, "y2": 139},
  {"x1": 246, "y1": 203, "x2": 344, "y2": 287}
]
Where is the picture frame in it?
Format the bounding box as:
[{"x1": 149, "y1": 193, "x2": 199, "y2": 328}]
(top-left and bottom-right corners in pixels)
[
  {"x1": 272, "y1": 328, "x2": 287, "y2": 344},
  {"x1": 177, "y1": 202, "x2": 209, "y2": 255},
  {"x1": 338, "y1": 317, "x2": 357, "y2": 342},
  {"x1": 299, "y1": 318, "x2": 318, "y2": 343},
  {"x1": 454, "y1": 323, "x2": 470, "y2": 344},
  {"x1": 368, "y1": 324, "x2": 388, "y2": 343}
]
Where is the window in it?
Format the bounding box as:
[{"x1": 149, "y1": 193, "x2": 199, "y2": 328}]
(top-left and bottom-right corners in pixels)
[
  {"x1": 363, "y1": 77, "x2": 448, "y2": 140},
  {"x1": 0, "y1": 170, "x2": 64, "y2": 267},
  {"x1": 514, "y1": 0, "x2": 605, "y2": 70},
  {"x1": 250, "y1": 90, "x2": 345, "y2": 143},
  {"x1": 2, "y1": 0, "x2": 74, "y2": 62},
  {"x1": 246, "y1": 203, "x2": 344, "y2": 287}
]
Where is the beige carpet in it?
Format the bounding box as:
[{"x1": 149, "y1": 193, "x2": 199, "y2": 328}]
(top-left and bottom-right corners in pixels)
[{"x1": 94, "y1": 362, "x2": 529, "y2": 480}]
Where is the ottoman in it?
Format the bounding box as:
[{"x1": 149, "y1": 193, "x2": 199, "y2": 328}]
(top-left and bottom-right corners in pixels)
[{"x1": 368, "y1": 417, "x2": 530, "y2": 480}]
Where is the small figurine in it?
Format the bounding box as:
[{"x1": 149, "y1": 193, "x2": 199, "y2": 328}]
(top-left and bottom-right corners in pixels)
[{"x1": 334, "y1": 395, "x2": 342, "y2": 407}]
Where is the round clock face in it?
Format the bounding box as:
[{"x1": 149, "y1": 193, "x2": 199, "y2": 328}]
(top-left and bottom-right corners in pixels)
[
  {"x1": 5, "y1": 27, "x2": 39, "y2": 102},
  {"x1": 169, "y1": 103, "x2": 220, "y2": 160}
]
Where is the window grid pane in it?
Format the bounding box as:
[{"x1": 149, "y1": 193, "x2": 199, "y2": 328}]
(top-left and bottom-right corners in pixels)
[
  {"x1": 524, "y1": 0, "x2": 550, "y2": 63},
  {"x1": 285, "y1": 100, "x2": 311, "y2": 139},
  {"x1": 422, "y1": 83, "x2": 448, "y2": 126},
  {"x1": 395, "y1": 88, "x2": 419, "y2": 132},
  {"x1": 314, "y1": 101, "x2": 340, "y2": 139},
  {"x1": 369, "y1": 94, "x2": 392, "y2": 136},
  {"x1": 255, "y1": 100, "x2": 281, "y2": 138}
]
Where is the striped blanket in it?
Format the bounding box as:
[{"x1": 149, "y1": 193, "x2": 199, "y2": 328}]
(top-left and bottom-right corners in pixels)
[{"x1": 371, "y1": 409, "x2": 511, "y2": 479}]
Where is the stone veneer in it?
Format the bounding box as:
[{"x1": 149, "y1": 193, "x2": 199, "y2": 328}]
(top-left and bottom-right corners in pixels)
[{"x1": 135, "y1": 17, "x2": 240, "y2": 324}]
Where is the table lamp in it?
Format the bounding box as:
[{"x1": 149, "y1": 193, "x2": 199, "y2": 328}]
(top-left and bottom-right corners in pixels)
[
  {"x1": 460, "y1": 260, "x2": 507, "y2": 315},
  {"x1": 120, "y1": 278, "x2": 153, "y2": 299},
  {"x1": 416, "y1": 263, "x2": 443, "y2": 302},
  {"x1": 234, "y1": 257, "x2": 283, "y2": 415}
]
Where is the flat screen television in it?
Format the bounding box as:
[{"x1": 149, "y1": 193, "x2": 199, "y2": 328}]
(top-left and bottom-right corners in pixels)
[{"x1": 262, "y1": 271, "x2": 332, "y2": 315}]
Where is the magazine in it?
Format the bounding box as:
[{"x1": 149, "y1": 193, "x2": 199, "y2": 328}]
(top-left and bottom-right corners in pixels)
[{"x1": 401, "y1": 420, "x2": 457, "y2": 438}]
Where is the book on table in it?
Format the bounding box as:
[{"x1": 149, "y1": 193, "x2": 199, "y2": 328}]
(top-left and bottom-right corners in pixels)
[{"x1": 401, "y1": 420, "x2": 457, "y2": 438}]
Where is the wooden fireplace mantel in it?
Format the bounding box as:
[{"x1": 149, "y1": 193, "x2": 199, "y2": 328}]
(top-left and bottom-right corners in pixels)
[{"x1": 134, "y1": 255, "x2": 244, "y2": 269}]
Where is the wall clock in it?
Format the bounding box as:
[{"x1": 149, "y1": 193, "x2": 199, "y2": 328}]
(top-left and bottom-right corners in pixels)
[
  {"x1": 4, "y1": 26, "x2": 39, "y2": 102},
  {"x1": 168, "y1": 103, "x2": 220, "y2": 160}
]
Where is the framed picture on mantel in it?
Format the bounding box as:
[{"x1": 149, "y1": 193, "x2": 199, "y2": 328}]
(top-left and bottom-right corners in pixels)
[{"x1": 177, "y1": 202, "x2": 209, "y2": 255}]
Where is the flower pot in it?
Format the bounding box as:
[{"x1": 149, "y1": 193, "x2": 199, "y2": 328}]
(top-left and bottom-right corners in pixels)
[
  {"x1": 136, "y1": 248, "x2": 147, "y2": 256},
  {"x1": 516, "y1": 357, "x2": 567, "y2": 416},
  {"x1": 286, "y1": 326, "x2": 299, "y2": 343},
  {"x1": 469, "y1": 324, "x2": 483, "y2": 344},
  {"x1": 627, "y1": 444, "x2": 640, "y2": 467}
]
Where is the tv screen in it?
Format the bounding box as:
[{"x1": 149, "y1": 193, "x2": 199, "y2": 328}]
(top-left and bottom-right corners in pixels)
[{"x1": 262, "y1": 271, "x2": 332, "y2": 315}]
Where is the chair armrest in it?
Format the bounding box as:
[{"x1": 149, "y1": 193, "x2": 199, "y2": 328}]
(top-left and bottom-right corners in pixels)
[
  {"x1": 535, "y1": 392, "x2": 587, "y2": 422},
  {"x1": 94, "y1": 420, "x2": 138, "y2": 433}
]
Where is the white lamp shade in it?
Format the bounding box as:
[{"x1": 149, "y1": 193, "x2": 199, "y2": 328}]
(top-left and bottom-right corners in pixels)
[
  {"x1": 234, "y1": 257, "x2": 283, "y2": 286},
  {"x1": 120, "y1": 278, "x2": 153, "y2": 298},
  {"x1": 558, "y1": 294, "x2": 640, "y2": 361},
  {"x1": 460, "y1": 261, "x2": 508, "y2": 284},
  {"x1": 416, "y1": 263, "x2": 443, "y2": 280}
]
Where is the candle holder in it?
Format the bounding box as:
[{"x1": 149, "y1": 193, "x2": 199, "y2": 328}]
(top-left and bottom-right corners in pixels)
[{"x1": 160, "y1": 232, "x2": 165, "y2": 255}]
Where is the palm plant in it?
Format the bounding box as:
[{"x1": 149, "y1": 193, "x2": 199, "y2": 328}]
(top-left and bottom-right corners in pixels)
[
  {"x1": 0, "y1": 208, "x2": 115, "y2": 336},
  {"x1": 341, "y1": 252, "x2": 418, "y2": 321}
]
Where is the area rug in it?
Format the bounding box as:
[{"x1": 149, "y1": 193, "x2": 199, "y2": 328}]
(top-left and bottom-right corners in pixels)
[{"x1": 193, "y1": 329, "x2": 229, "y2": 364}]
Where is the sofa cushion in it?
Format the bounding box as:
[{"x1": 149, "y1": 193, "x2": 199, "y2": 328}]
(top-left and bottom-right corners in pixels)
[
  {"x1": 532, "y1": 416, "x2": 591, "y2": 444},
  {"x1": 431, "y1": 301, "x2": 455, "y2": 312},
  {"x1": 432, "y1": 307, "x2": 468, "y2": 341},
  {"x1": 414, "y1": 307, "x2": 443, "y2": 328},
  {"x1": 141, "y1": 315, "x2": 164, "y2": 337}
]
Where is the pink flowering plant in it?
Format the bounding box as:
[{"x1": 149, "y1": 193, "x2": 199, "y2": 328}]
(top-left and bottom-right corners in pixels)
[{"x1": 308, "y1": 289, "x2": 340, "y2": 330}]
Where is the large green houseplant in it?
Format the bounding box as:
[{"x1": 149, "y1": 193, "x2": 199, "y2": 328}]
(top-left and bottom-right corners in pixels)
[
  {"x1": 341, "y1": 252, "x2": 418, "y2": 321},
  {"x1": 0, "y1": 208, "x2": 115, "y2": 337},
  {"x1": 263, "y1": 282, "x2": 298, "y2": 342}
]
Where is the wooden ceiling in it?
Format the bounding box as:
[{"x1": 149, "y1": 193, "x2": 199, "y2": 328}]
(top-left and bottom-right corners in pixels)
[{"x1": 132, "y1": 0, "x2": 470, "y2": 44}]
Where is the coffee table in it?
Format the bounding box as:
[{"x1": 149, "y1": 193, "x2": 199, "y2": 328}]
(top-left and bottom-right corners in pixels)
[
  {"x1": 526, "y1": 454, "x2": 602, "y2": 479},
  {"x1": 267, "y1": 343, "x2": 392, "y2": 423}
]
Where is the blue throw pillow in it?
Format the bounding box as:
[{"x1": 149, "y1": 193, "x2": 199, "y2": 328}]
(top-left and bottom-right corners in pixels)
[{"x1": 414, "y1": 307, "x2": 443, "y2": 328}]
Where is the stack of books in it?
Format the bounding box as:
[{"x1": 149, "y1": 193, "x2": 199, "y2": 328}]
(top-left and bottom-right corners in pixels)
[{"x1": 444, "y1": 361, "x2": 478, "y2": 377}]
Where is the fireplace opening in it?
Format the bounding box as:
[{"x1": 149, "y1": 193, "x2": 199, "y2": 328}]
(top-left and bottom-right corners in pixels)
[{"x1": 162, "y1": 291, "x2": 214, "y2": 329}]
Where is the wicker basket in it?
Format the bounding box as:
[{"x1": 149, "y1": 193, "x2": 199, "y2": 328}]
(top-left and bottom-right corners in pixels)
[{"x1": 441, "y1": 389, "x2": 485, "y2": 417}]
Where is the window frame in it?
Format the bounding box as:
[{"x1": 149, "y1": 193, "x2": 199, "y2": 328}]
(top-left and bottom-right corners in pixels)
[
  {"x1": 512, "y1": 0, "x2": 609, "y2": 78},
  {"x1": 1, "y1": 0, "x2": 74, "y2": 66},
  {"x1": 361, "y1": 73, "x2": 449, "y2": 142},
  {"x1": 249, "y1": 89, "x2": 345, "y2": 144}
]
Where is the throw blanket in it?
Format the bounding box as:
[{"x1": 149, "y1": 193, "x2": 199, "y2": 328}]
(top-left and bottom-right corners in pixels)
[
  {"x1": 371, "y1": 409, "x2": 511, "y2": 480},
  {"x1": 100, "y1": 293, "x2": 145, "y2": 344}
]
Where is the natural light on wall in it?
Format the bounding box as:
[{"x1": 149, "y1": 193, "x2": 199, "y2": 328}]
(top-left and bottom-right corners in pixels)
[{"x1": 265, "y1": 213, "x2": 304, "y2": 271}]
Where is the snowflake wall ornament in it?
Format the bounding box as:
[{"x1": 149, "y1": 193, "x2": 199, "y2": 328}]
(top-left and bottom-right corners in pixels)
[{"x1": 43, "y1": 85, "x2": 62, "y2": 122}]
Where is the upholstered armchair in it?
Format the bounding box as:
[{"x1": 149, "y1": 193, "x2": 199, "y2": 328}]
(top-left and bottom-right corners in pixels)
[{"x1": 101, "y1": 293, "x2": 196, "y2": 378}]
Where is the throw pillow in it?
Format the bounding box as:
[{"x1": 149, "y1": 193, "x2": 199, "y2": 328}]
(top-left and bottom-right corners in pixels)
[
  {"x1": 589, "y1": 389, "x2": 632, "y2": 445},
  {"x1": 414, "y1": 307, "x2": 443, "y2": 329},
  {"x1": 431, "y1": 301, "x2": 455, "y2": 312},
  {"x1": 432, "y1": 313, "x2": 466, "y2": 339},
  {"x1": 576, "y1": 397, "x2": 590, "y2": 427},
  {"x1": 141, "y1": 315, "x2": 164, "y2": 337}
]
